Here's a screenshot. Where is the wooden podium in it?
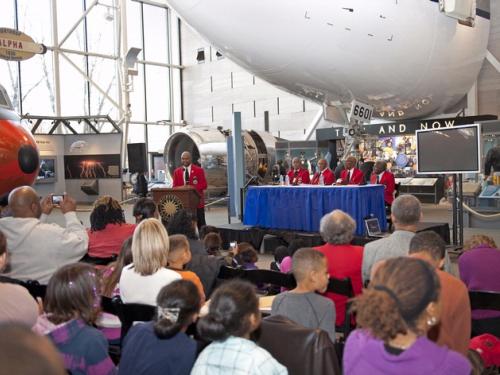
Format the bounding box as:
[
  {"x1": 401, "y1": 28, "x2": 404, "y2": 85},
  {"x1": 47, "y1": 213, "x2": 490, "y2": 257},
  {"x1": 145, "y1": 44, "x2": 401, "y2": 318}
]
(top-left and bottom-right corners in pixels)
[{"x1": 151, "y1": 186, "x2": 200, "y2": 223}]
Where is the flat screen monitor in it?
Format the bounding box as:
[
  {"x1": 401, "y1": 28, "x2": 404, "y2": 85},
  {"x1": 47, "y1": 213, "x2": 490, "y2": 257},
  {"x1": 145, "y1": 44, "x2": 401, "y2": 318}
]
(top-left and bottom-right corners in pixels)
[
  {"x1": 416, "y1": 124, "x2": 481, "y2": 174},
  {"x1": 36, "y1": 157, "x2": 57, "y2": 184}
]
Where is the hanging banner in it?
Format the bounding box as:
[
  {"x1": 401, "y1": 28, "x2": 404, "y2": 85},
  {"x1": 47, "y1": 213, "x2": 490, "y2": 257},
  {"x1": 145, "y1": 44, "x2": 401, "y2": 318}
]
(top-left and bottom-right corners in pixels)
[{"x1": 0, "y1": 27, "x2": 46, "y2": 61}]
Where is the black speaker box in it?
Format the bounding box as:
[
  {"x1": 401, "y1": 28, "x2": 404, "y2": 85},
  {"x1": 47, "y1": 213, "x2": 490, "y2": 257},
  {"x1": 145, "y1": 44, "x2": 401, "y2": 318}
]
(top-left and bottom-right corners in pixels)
[{"x1": 127, "y1": 143, "x2": 148, "y2": 173}]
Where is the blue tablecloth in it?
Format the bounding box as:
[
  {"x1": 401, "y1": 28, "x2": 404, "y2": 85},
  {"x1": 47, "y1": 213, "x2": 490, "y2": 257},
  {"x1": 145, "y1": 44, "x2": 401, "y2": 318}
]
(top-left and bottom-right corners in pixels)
[{"x1": 243, "y1": 185, "x2": 387, "y2": 236}]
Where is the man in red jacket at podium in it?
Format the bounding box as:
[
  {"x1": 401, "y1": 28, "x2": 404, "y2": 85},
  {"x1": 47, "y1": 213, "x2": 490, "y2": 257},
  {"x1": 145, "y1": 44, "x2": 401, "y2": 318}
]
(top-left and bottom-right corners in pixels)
[
  {"x1": 287, "y1": 157, "x2": 310, "y2": 185},
  {"x1": 337, "y1": 156, "x2": 364, "y2": 185},
  {"x1": 311, "y1": 158, "x2": 335, "y2": 185},
  {"x1": 172, "y1": 151, "x2": 208, "y2": 227},
  {"x1": 370, "y1": 160, "x2": 396, "y2": 206}
]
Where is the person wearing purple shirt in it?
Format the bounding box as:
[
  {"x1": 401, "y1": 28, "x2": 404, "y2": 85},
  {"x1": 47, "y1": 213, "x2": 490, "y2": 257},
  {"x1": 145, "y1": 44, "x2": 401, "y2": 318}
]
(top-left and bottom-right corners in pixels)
[
  {"x1": 459, "y1": 235, "x2": 500, "y2": 335},
  {"x1": 33, "y1": 263, "x2": 116, "y2": 375},
  {"x1": 344, "y1": 257, "x2": 470, "y2": 375}
]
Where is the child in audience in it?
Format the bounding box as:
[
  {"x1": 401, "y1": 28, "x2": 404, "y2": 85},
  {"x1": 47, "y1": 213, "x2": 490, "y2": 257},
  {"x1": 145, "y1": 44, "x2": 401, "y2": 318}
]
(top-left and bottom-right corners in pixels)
[
  {"x1": 192, "y1": 280, "x2": 287, "y2": 375},
  {"x1": 34, "y1": 263, "x2": 116, "y2": 375},
  {"x1": 280, "y1": 239, "x2": 306, "y2": 274},
  {"x1": 203, "y1": 232, "x2": 223, "y2": 256},
  {"x1": 270, "y1": 245, "x2": 288, "y2": 271},
  {"x1": 271, "y1": 248, "x2": 336, "y2": 343},
  {"x1": 235, "y1": 247, "x2": 259, "y2": 270},
  {"x1": 168, "y1": 234, "x2": 206, "y2": 304},
  {"x1": 344, "y1": 257, "x2": 471, "y2": 375},
  {"x1": 118, "y1": 280, "x2": 201, "y2": 375},
  {"x1": 101, "y1": 236, "x2": 133, "y2": 298}
]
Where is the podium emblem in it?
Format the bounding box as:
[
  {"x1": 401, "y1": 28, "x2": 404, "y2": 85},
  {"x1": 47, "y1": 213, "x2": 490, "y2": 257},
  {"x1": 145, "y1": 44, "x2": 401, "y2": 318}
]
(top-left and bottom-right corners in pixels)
[{"x1": 158, "y1": 194, "x2": 184, "y2": 221}]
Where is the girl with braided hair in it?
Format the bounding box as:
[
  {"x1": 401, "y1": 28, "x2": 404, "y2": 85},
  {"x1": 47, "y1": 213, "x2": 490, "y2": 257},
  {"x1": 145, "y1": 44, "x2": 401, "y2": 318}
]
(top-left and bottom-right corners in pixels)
[{"x1": 344, "y1": 257, "x2": 471, "y2": 375}]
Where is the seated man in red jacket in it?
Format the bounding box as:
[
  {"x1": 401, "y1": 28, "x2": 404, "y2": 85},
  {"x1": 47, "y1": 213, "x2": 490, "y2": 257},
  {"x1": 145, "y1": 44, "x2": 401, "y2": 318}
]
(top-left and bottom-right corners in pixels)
[
  {"x1": 337, "y1": 156, "x2": 364, "y2": 185},
  {"x1": 172, "y1": 151, "x2": 208, "y2": 228},
  {"x1": 369, "y1": 160, "x2": 396, "y2": 206},
  {"x1": 311, "y1": 158, "x2": 335, "y2": 185},
  {"x1": 287, "y1": 157, "x2": 310, "y2": 185}
]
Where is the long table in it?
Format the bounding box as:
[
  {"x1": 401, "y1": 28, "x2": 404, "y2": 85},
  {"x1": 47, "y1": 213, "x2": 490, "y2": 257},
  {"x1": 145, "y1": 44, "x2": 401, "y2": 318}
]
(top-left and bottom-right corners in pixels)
[{"x1": 243, "y1": 185, "x2": 387, "y2": 236}]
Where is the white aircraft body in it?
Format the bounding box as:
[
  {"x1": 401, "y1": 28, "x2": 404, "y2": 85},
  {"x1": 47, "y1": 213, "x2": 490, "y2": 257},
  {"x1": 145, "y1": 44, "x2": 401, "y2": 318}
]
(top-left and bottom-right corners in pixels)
[{"x1": 166, "y1": 0, "x2": 490, "y2": 120}]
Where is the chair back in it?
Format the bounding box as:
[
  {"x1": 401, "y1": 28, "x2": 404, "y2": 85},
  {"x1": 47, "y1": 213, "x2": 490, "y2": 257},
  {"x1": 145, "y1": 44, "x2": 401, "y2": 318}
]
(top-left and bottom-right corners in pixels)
[
  {"x1": 258, "y1": 315, "x2": 341, "y2": 375},
  {"x1": 469, "y1": 291, "x2": 500, "y2": 311},
  {"x1": 327, "y1": 277, "x2": 354, "y2": 338},
  {"x1": 0, "y1": 276, "x2": 47, "y2": 300},
  {"x1": 113, "y1": 299, "x2": 156, "y2": 339},
  {"x1": 217, "y1": 265, "x2": 245, "y2": 280},
  {"x1": 244, "y1": 269, "x2": 296, "y2": 290}
]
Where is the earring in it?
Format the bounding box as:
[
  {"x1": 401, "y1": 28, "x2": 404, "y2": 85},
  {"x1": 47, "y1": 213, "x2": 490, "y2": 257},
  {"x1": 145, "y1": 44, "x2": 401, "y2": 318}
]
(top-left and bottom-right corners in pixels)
[{"x1": 427, "y1": 316, "x2": 437, "y2": 326}]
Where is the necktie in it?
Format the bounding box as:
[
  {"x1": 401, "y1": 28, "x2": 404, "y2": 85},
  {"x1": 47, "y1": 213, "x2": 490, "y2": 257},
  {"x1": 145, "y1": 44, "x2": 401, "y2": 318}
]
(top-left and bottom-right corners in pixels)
[
  {"x1": 294, "y1": 170, "x2": 299, "y2": 177},
  {"x1": 348, "y1": 170, "x2": 352, "y2": 183},
  {"x1": 376, "y1": 175, "x2": 380, "y2": 184},
  {"x1": 184, "y1": 168, "x2": 189, "y2": 185}
]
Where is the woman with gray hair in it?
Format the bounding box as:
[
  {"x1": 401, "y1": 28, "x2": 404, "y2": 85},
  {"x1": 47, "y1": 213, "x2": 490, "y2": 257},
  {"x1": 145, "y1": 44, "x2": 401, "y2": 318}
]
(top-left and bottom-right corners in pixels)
[{"x1": 314, "y1": 210, "x2": 364, "y2": 327}]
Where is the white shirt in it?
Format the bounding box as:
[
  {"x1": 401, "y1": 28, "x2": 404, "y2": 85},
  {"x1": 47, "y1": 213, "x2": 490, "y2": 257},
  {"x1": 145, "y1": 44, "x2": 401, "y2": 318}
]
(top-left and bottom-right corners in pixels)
[{"x1": 119, "y1": 264, "x2": 181, "y2": 305}]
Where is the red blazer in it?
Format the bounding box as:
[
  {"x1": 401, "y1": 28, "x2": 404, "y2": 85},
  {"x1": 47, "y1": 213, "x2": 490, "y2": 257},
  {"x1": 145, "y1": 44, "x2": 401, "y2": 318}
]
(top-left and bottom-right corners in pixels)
[
  {"x1": 172, "y1": 164, "x2": 208, "y2": 208},
  {"x1": 339, "y1": 168, "x2": 364, "y2": 185},
  {"x1": 370, "y1": 170, "x2": 396, "y2": 205},
  {"x1": 287, "y1": 168, "x2": 310, "y2": 185},
  {"x1": 315, "y1": 243, "x2": 364, "y2": 326},
  {"x1": 311, "y1": 168, "x2": 335, "y2": 185}
]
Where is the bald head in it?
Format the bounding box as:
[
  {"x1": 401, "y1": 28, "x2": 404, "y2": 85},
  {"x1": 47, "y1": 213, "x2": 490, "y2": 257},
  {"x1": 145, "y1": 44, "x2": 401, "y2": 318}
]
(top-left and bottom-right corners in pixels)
[
  {"x1": 181, "y1": 152, "x2": 192, "y2": 167},
  {"x1": 374, "y1": 160, "x2": 387, "y2": 174},
  {"x1": 317, "y1": 159, "x2": 327, "y2": 171},
  {"x1": 8, "y1": 186, "x2": 41, "y2": 219},
  {"x1": 345, "y1": 156, "x2": 357, "y2": 170}
]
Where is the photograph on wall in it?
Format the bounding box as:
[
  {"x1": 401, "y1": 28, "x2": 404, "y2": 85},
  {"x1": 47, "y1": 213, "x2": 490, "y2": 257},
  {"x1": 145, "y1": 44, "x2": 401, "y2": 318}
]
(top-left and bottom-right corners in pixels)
[
  {"x1": 36, "y1": 158, "x2": 57, "y2": 184},
  {"x1": 64, "y1": 154, "x2": 121, "y2": 179}
]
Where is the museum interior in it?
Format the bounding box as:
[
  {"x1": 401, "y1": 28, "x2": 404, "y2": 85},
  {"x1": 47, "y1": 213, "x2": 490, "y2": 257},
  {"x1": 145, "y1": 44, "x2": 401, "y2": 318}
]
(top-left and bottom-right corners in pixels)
[{"x1": 1, "y1": 1, "x2": 500, "y2": 374}]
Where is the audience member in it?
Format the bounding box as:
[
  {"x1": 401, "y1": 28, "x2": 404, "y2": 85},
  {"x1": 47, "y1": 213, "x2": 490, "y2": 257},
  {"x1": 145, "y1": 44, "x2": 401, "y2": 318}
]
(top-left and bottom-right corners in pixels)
[
  {"x1": 459, "y1": 234, "x2": 500, "y2": 336},
  {"x1": 344, "y1": 257, "x2": 471, "y2": 375},
  {"x1": 280, "y1": 239, "x2": 306, "y2": 274},
  {"x1": 0, "y1": 186, "x2": 88, "y2": 284},
  {"x1": 0, "y1": 324, "x2": 66, "y2": 375},
  {"x1": 271, "y1": 248, "x2": 335, "y2": 343},
  {"x1": 87, "y1": 196, "x2": 135, "y2": 259},
  {"x1": 203, "y1": 232, "x2": 223, "y2": 256},
  {"x1": 101, "y1": 236, "x2": 133, "y2": 298},
  {"x1": 167, "y1": 209, "x2": 204, "y2": 254},
  {"x1": 118, "y1": 280, "x2": 201, "y2": 375},
  {"x1": 192, "y1": 280, "x2": 287, "y2": 374},
  {"x1": 362, "y1": 194, "x2": 421, "y2": 282},
  {"x1": 409, "y1": 231, "x2": 471, "y2": 355},
  {"x1": 120, "y1": 218, "x2": 181, "y2": 305},
  {"x1": 132, "y1": 197, "x2": 158, "y2": 223},
  {"x1": 168, "y1": 234, "x2": 206, "y2": 304},
  {"x1": 0, "y1": 230, "x2": 38, "y2": 327},
  {"x1": 315, "y1": 210, "x2": 363, "y2": 327},
  {"x1": 168, "y1": 210, "x2": 224, "y2": 297},
  {"x1": 33, "y1": 263, "x2": 116, "y2": 375},
  {"x1": 270, "y1": 245, "x2": 288, "y2": 271},
  {"x1": 199, "y1": 225, "x2": 219, "y2": 242},
  {"x1": 235, "y1": 246, "x2": 259, "y2": 270}
]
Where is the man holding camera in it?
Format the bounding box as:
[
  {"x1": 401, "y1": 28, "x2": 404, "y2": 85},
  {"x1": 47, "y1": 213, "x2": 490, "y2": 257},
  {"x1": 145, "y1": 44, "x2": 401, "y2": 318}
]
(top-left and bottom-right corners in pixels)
[{"x1": 0, "y1": 186, "x2": 88, "y2": 284}]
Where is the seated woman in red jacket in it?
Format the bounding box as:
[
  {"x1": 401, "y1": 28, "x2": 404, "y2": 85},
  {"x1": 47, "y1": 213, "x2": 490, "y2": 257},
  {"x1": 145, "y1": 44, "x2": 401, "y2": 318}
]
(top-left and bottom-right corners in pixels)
[
  {"x1": 87, "y1": 196, "x2": 135, "y2": 259},
  {"x1": 315, "y1": 210, "x2": 364, "y2": 327}
]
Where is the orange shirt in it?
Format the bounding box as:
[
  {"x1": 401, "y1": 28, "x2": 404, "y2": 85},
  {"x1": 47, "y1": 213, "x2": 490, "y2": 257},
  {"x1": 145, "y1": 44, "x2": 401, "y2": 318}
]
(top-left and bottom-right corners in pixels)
[
  {"x1": 431, "y1": 269, "x2": 471, "y2": 356},
  {"x1": 172, "y1": 269, "x2": 206, "y2": 304}
]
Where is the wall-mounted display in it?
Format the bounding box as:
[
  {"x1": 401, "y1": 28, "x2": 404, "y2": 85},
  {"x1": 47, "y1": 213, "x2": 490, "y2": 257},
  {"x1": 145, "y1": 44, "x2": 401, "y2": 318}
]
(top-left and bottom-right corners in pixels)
[
  {"x1": 64, "y1": 154, "x2": 121, "y2": 179},
  {"x1": 36, "y1": 157, "x2": 57, "y2": 184}
]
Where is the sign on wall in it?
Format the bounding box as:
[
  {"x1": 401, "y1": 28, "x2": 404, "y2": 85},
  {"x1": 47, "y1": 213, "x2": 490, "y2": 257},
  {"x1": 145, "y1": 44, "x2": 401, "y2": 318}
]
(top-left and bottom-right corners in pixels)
[{"x1": 0, "y1": 28, "x2": 46, "y2": 61}]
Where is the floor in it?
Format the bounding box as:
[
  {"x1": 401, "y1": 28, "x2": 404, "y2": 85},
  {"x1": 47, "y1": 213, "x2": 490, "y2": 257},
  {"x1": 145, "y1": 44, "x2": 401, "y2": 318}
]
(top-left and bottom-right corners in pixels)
[{"x1": 42, "y1": 199, "x2": 500, "y2": 271}]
